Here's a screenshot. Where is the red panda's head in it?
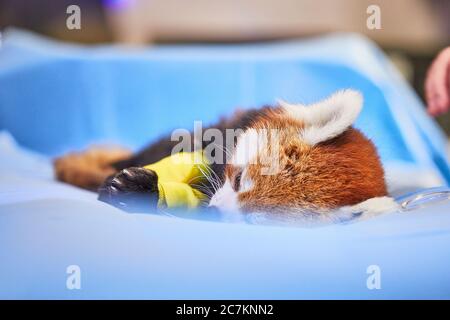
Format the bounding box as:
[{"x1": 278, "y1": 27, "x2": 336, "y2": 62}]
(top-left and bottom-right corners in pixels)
[{"x1": 209, "y1": 90, "x2": 387, "y2": 216}]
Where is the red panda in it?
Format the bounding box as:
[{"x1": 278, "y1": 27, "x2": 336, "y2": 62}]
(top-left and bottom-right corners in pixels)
[
  {"x1": 209, "y1": 90, "x2": 387, "y2": 215},
  {"x1": 54, "y1": 89, "x2": 390, "y2": 219}
]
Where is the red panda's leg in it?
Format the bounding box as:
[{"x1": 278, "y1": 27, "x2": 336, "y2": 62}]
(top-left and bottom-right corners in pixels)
[
  {"x1": 98, "y1": 167, "x2": 160, "y2": 212},
  {"x1": 54, "y1": 147, "x2": 132, "y2": 191}
]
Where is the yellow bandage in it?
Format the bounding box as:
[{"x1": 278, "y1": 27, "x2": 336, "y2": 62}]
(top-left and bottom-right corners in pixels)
[{"x1": 143, "y1": 151, "x2": 209, "y2": 209}]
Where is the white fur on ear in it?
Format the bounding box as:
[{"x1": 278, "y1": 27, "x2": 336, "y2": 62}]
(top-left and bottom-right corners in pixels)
[
  {"x1": 337, "y1": 196, "x2": 399, "y2": 222},
  {"x1": 279, "y1": 89, "x2": 363, "y2": 145}
]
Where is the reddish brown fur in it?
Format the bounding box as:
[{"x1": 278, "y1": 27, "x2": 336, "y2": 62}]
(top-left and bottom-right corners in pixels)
[
  {"x1": 54, "y1": 147, "x2": 130, "y2": 190},
  {"x1": 234, "y1": 110, "x2": 387, "y2": 213}
]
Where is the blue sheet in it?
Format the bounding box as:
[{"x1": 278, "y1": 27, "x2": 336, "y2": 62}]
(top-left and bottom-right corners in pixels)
[{"x1": 0, "y1": 29, "x2": 450, "y2": 299}]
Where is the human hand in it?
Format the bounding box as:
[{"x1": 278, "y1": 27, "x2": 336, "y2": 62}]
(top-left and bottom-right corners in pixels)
[{"x1": 425, "y1": 47, "x2": 450, "y2": 116}]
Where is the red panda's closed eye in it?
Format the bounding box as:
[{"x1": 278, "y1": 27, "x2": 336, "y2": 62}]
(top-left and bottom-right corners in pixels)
[{"x1": 233, "y1": 171, "x2": 242, "y2": 191}]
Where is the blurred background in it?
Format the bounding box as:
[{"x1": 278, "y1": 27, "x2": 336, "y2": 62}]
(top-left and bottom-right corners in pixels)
[{"x1": 0, "y1": 0, "x2": 449, "y2": 133}]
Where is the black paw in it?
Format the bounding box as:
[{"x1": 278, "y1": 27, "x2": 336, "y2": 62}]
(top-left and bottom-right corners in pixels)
[{"x1": 98, "y1": 167, "x2": 159, "y2": 213}]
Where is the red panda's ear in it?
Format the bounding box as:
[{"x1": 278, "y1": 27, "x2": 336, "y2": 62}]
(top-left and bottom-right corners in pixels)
[{"x1": 279, "y1": 89, "x2": 363, "y2": 145}]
